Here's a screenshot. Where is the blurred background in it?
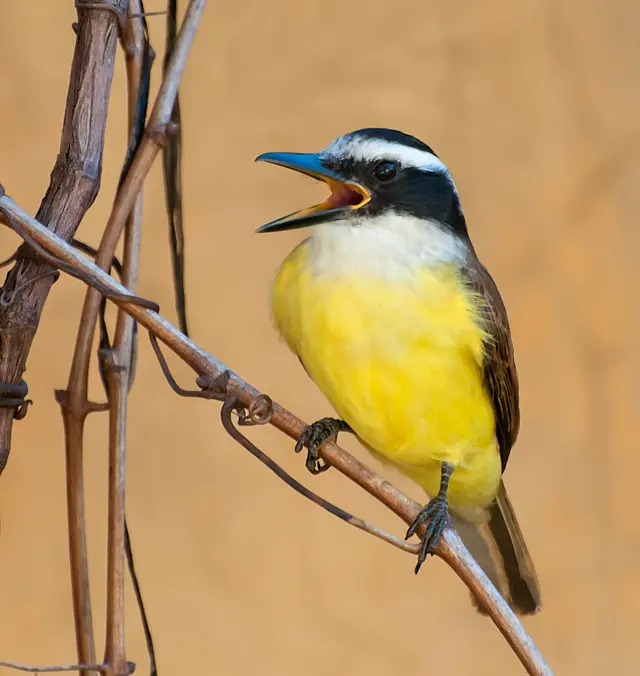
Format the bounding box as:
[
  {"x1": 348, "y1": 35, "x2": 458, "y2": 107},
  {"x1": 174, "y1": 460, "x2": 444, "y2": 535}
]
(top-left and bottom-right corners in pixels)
[{"x1": 1, "y1": 2, "x2": 639, "y2": 674}]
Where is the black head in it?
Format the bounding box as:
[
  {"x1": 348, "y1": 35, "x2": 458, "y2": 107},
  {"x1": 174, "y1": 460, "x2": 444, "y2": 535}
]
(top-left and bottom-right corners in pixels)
[{"x1": 255, "y1": 127, "x2": 468, "y2": 238}]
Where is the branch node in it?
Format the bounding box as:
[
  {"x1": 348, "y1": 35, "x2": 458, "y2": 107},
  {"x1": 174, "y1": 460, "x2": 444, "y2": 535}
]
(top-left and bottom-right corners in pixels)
[
  {"x1": 146, "y1": 124, "x2": 172, "y2": 148},
  {"x1": 97, "y1": 347, "x2": 127, "y2": 373},
  {"x1": 86, "y1": 400, "x2": 110, "y2": 414},
  {"x1": 75, "y1": 0, "x2": 129, "y2": 39},
  {"x1": 196, "y1": 369, "x2": 230, "y2": 398},
  {"x1": 55, "y1": 388, "x2": 108, "y2": 418}
]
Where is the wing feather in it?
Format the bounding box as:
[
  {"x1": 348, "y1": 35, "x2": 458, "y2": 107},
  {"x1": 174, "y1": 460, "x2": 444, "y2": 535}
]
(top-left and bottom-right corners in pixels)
[{"x1": 461, "y1": 253, "x2": 520, "y2": 470}]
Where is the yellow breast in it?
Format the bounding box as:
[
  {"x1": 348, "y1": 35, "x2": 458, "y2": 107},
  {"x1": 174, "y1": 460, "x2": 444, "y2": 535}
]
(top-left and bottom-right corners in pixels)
[{"x1": 272, "y1": 236, "x2": 501, "y2": 513}]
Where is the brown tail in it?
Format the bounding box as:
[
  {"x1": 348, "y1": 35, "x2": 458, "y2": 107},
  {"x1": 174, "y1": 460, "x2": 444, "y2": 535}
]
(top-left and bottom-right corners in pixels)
[{"x1": 455, "y1": 481, "x2": 541, "y2": 615}]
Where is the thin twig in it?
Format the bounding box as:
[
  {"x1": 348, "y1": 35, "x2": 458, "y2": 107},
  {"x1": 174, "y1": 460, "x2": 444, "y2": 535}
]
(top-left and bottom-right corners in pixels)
[
  {"x1": 118, "y1": 7, "x2": 158, "y2": 673},
  {"x1": 102, "y1": 3, "x2": 150, "y2": 674},
  {"x1": 131, "y1": 11, "x2": 167, "y2": 18},
  {"x1": 103, "y1": 349, "x2": 129, "y2": 676},
  {"x1": 0, "y1": 197, "x2": 553, "y2": 676},
  {"x1": 124, "y1": 521, "x2": 156, "y2": 676},
  {"x1": 162, "y1": 0, "x2": 189, "y2": 336},
  {"x1": 0, "y1": 663, "x2": 108, "y2": 674}
]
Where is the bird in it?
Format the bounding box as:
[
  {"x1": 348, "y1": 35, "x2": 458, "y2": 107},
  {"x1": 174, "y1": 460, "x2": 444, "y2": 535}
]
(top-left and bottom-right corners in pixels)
[{"x1": 255, "y1": 127, "x2": 541, "y2": 615}]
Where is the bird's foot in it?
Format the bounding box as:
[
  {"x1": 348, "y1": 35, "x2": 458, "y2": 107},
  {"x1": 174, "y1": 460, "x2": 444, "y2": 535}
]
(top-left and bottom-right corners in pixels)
[
  {"x1": 405, "y1": 495, "x2": 450, "y2": 574},
  {"x1": 295, "y1": 417, "x2": 351, "y2": 475}
]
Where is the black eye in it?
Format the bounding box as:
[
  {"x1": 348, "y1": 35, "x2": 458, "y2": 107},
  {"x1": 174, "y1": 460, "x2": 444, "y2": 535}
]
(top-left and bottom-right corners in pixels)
[{"x1": 372, "y1": 160, "x2": 399, "y2": 182}]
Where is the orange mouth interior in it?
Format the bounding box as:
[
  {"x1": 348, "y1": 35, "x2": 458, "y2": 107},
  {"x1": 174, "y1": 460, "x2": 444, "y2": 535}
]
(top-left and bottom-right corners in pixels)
[
  {"x1": 320, "y1": 178, "x2": 370, "y2": 211},
  {"x1": 269, "y1": 176, "x2": 371, "y2": 226}
]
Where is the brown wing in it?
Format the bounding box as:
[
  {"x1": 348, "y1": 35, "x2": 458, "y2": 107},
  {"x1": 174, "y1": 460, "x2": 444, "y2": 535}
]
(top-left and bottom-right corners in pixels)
[{"x1": 461, "y1": 252, "x2": 520, "y2": 471}]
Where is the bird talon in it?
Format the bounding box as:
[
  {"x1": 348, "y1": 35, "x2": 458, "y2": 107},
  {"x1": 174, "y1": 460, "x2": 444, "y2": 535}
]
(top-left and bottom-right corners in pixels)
[
  {"x1": 295, "y1": 417, "x2": 351, "y2": 475},
  {"x1": 305, "y1": 455, "x2": 330, "y2": 474},
  {"x1": 407, "y1": 495, "x2": 449, "y2": 574}
]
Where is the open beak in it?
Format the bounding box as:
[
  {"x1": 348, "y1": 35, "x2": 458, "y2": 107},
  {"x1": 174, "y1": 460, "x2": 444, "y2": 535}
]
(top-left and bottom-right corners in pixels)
[{"x1": 255, "y1": 152, "x2": 371, "y2": 233}]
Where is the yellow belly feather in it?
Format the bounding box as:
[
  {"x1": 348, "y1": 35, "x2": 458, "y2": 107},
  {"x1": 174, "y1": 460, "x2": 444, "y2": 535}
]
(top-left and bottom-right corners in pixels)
[{"x1": 272, "y1": 239, "x2": 502, "y2": 517}]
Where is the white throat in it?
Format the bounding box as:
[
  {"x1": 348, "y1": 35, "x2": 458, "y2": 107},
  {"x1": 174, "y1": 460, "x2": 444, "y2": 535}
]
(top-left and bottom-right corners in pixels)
[{"x1": 308, "y1": 212, "x2": 467, "y2": 279}]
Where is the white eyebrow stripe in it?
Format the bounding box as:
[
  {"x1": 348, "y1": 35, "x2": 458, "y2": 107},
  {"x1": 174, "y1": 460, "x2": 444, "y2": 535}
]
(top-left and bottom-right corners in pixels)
[{"x1": 321, "y1": 137, "x2": 458, "y2": 191}]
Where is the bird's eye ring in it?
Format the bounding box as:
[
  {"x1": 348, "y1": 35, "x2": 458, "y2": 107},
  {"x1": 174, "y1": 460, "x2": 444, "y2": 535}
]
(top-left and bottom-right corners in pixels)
[{"x1": 372, "y1": 160, "x2": 399, "y2": 182}]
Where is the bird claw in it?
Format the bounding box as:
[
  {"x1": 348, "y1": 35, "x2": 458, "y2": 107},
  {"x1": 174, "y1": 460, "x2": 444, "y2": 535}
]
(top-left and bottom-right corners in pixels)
[
  {"x1": 405, "y1": 495, "x2": 450, "y2": 573},
  {"x1": 295, "y1": 417, "x2": 348, "y2": 475}
]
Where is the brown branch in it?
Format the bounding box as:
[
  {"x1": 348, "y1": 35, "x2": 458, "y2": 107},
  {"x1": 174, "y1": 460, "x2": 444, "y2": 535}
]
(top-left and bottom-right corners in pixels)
[
  {"x1": 0, "y1": 197, "x2": 553, "y2": 676},
  {"x1": 103, "y1": 348, "x2": 130, "y2": 676},
  {"x1": 102, "y1": 4, "x2": 147, "y2": 675},
  {"x1": 0, "y1": 1, "x2": 127, "y2": 473},
  {"x1": 163, "y1": 0, "x2": 189, "y2": 336},
  {"x1": 0, "y1": 662, "x2": 110, "y2": 674}
]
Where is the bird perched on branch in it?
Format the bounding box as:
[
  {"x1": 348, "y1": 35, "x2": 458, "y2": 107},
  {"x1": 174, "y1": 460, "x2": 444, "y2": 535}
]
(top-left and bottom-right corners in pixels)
[{"x1": 255, "y1": 128, "x2": 540, "y2": 615}]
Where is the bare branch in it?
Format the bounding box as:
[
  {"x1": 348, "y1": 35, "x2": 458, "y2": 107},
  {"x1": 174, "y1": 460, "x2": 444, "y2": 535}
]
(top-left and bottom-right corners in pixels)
[
  {"x1": 0, "y1": 663, "x2": 108, "y2": 674},
  {"x1": 0, "y1": 197, "x2": 552, "y2": 676},
  {"x1": 162, "y1": 0, "x2": 189, "y2": 336},
  {"x1": 103, "y1": 4, "x2": 148, "y2": 673},
  {"x1": 102, "y1": 351, "x2": 129, "y2": 676}
]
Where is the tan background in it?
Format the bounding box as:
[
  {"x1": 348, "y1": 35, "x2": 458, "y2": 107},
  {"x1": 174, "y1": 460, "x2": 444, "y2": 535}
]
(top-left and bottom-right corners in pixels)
[{"x1": 1, "y1": 2, "x2": 639, "y2": 674}]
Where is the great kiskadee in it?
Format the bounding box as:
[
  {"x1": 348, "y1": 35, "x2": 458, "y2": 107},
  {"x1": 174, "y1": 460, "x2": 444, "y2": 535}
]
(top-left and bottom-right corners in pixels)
[{"x1": 255, "y1": 128, "x2": 541, "y2": 615}]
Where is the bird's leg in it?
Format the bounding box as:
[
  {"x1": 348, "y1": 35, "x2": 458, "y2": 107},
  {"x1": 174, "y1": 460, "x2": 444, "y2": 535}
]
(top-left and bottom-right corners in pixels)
[
  {"x1": 295, "y1": 417, "x2": 353, "y2": 475},
  {"x1": 405, "y1": 461, "x2": 455, "y2": 573}
]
